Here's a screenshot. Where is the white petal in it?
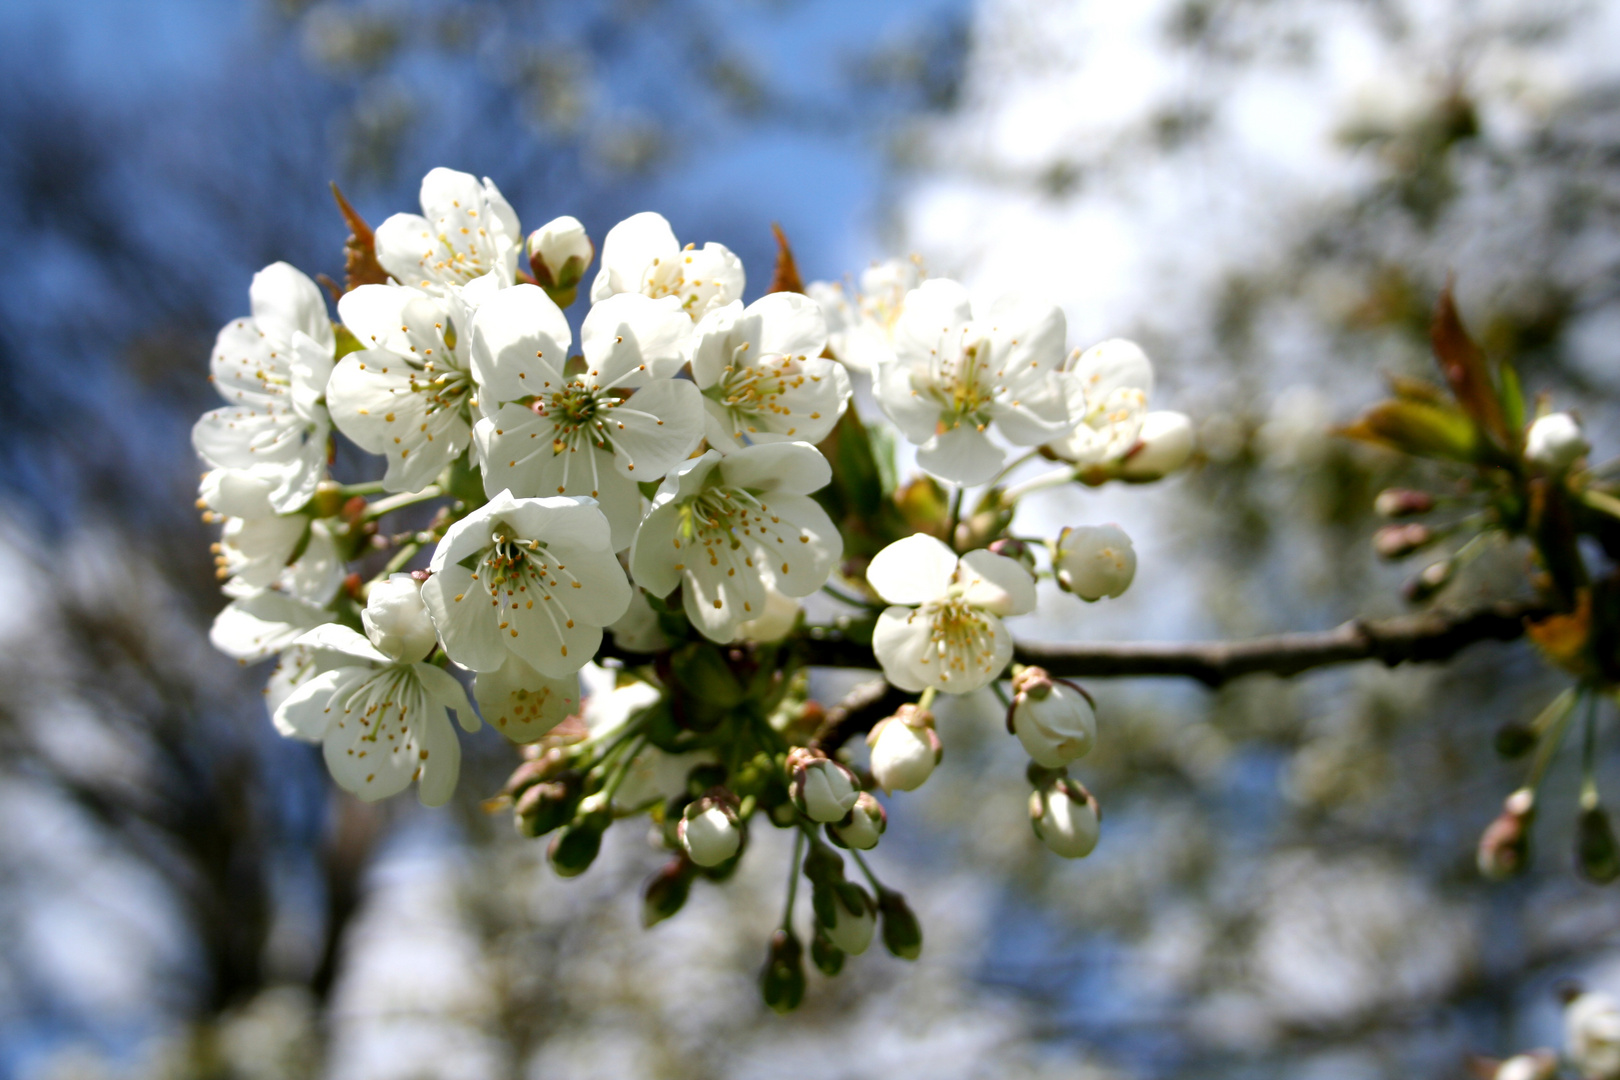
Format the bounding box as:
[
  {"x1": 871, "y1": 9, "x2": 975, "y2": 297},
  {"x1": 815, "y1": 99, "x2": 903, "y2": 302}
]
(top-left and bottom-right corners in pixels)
[
  {"x1": 917, "y1": 424, "x2": 1004, "y2": 485},
  {"x1": 871, "y1": 606, "x2": 931, "y2": 692},
  {"x1": 420, "y1": 563, "x2": 509, "y2": 672},
  {"x1": 211, "y1": 591, "x2": 329, "y2": 663},
  {"x1": 414, "y1": 661, "x2": 480, "y2": 733},
  {"x1": 714, "y1": 441, "x2": 831, "y2": 496},
  {"x1": 892, "y1": 278, "x2": 973, "y2": 361},
  {"x1": 606, "y1": 377, "x2": 705, "y2": 479},
  {"x1": 982, "y1": 293, "x2": 1065, "y2": 378},
  {"x1": 428, "y1": 497, "x2": 501, "y2": 572},
  {"x1": 297, "y1": 622, "x2": 393, "y2": 666},
  {"x1": 581, "y1": 292, "x2": 693, "y2": 386},
  {"x1": 751, "y1": 291, "x2": 829, "y2": 357},
  {"x1": 411, "y1": 705, "x2": 463, "y2": 808},
  {"x1": 250, "y1": 261, "x2": 334, "y2": 354},
  {"x1": 867, "y1": 534, "x2": 958, "y2": 605},
  {"x1": 373, "y1": 212, "x2": 436, "y2": 288},
  {"x1": 689, "y1": 300, "x2": 744, "y2": 389},
  {"x1": 1064, "y1": 338, "x2": 1154, "y2": 401},
  {"x1": 468, "y1": 283, "x2": 571, "y2": 405},
  {"x1": 958, "y1": 549, "x2": 1037, "y2": 617},
  {"x1": 748, "y1": 493, "x2": 842, "y2": 598},
  {"x1": 336, "y1": 283, "x2": 417, "y2": 351},
  {"x1": 272, "y1": 667, "x2": 353, "y2": 743},
  {"x1": 628, "y1": 502, "x2": 685, "y2": 600},
  {"x1": 473, "y1": 656, "x2": 580, "y2": 743},
  {"x1": 590, "y1": 211, "x2": 679, "y2": 301},
  {"x1": 681, "y1": 542, "x2": 768, "y2": 643}
]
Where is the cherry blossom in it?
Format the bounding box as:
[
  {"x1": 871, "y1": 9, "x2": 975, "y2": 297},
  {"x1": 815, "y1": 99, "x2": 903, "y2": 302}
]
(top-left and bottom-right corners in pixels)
[
  {"x1": 807, "y1": 256, "x2": 922, "y2": 374},
  {"x1": 374, "y1": 167, "x2": 521, "y2": 302},
  {"x1": 589, "y1": 211, "x2": 744, "y2": 322}
]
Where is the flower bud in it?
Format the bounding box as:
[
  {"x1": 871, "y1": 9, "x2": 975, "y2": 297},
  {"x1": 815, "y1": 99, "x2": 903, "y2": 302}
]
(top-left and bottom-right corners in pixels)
[
  {"x1": 1578, "y1": 798, "x2": 1620, "y2": 885},
  {"x1": 828, "y1": 792, "x2": 887, "y2": 851},
  {"x1": 1030, "y1": 778, "x2": 1101, "y2": 859},
  {"x1": 1009, "y1": 667, "x2": 1096, "y2": 768},
  {"x1": 810, "y1": 926, "x2": 845, "y2": 976},
  {"x1": 1493, "y1": 721, "x2": 1537, "y2": 760},
  {"x1": 1373, "y1": 523, "x2": 1435, "y2": 560},
  {"x1": 514, "y1": 770, "x2": 581, "y2": 838},
  {"x1": 1118, "y1": 410, "x2": 1195, "y2": 481},
  {"x1": 1478, "y1": 788, "x2": 1535, "y2": 881},
  {"x1": 877, "y1": 888, "x2": 923, "y2": 960},
  {"x1": 678, "y1": 792, "x2": 743, "y2": 867},
  {"x1": 527, "y1": 215, "x2": 593, "y2": 305},
  {"x1": 362, "y1": 573, "x2": 439, "y2": 662},
  {"x1": 502, "y1": 747, "x2": 568, "y2": 799},
  {"x1": 1492, "y1": 1051, "x2": 1557, "y2": 1080},
  {"x1": 1402, "y1": 558, "x2": 1455, "y2": 603},
  {"x1": 642, "y1": 856, "x2": 696, "y2": 928},
  {"x1": 1374, "y1": 488, "x2": 1436, "y2": 518},
  {"x1": 1526, "y1": 412, "x2": 1588, "y2": 474},
  {"x1": 866, "y1": 705, "x2": 942, "y2": 794},
  {"x1": 1054, "y1": 525, "x2": 1136, "y2": 601},
  {"x1": 1567, "y1": 991, "x2": 1620, "y2": 1080},
  {"x1": 759, "y1": 929, "x2": 805, "y2": 1014},
  {"x1": 787, "y1": 748, "x2": 861, "y2": 823},
  {"x1": 547, "y1": 801, "x2": 609, "y2": 878},
  {"x1": 818, "y1": 881, "x2": 876, "y2": 956}
]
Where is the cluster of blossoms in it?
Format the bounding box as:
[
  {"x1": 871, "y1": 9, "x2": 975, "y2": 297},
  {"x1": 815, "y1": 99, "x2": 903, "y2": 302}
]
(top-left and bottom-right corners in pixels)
[{"x1": 193, "y1": 167, "x2": 1193, "y2": 1010}]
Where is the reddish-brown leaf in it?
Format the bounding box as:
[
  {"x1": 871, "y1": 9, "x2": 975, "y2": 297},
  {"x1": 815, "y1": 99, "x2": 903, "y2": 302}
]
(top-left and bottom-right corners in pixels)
[
  {"x1": 330, "y1": 182, "x2": 391, "y2": 292},
  {"x1": 1430, "y1": 283, "x2": 1507, "y2": 445},
  {"x1": 767, "y1": 222, "x2": 805, "y2": 295}
]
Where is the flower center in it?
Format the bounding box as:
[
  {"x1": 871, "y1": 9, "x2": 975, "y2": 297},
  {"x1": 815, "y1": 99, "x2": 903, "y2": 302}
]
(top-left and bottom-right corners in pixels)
[
  {"x1": 711, "y1": 344, "x2": 805, "y2": 437},
  {"x1": 928, "y1": 335, "x2": 997, "y2": 433},
  {"x1": 473, "y1": 527, "x2": 588, "y2": 658},
  {"x1": 916, "y1": 596, "x2": 996, "y2": 682},
  {"x1": 531, "y1": 381, "x2": 624, "y2": 453}
]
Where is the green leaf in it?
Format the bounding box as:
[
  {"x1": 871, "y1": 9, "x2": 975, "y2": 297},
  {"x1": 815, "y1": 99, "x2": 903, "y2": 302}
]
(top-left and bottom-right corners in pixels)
[{"x1": 1339, "y1": 399, "x2": 1481, "y2": 462}]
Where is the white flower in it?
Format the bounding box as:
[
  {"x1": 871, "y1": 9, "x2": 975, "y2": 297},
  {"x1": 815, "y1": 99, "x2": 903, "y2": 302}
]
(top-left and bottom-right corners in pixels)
[
  {"x1": 1118, "y1": 410, "x2": 1195, "y2": 481},
  {"x1": 607, "y1": 588, "x2": 671, "y2": 653},
  {"x1": 420, "y1": 490, "x2": 632, "y2": 675},
  {"x1": 1047, "y1": 338, "x2": 1153, "y2": 466},
  {"x1": 678, "y1": 796, "x2": 742, "y2": 867},
  {"x1": 328, "y1": 284, "x2": 478, "y2": 494},
  {"x1": 1009, "y1": 668, "x2": 1096, "y2": 768},
  {"x1": 192, "y1": 263, "x2": 335, "y2": 513},
  {"x1": 576, "y1": 665, "x2": 713, "y2": 810},
  {"x1": 471, "y1": 285, "x2": 703, "y2": 550},
  {"x1": 1568, "y1": 991, "x2": 1620, "y2": 1080},
  {"x1": 362, "y1": 574, "x2": 440, "y2": 662},
  {"x1": 211, "y1": 590, "x2": 332, "y2": 664},
  {"x1": 877, "y1": 279, "x2": 1072, "y2": 484},
  {"x1": 820, "y1": 884, "x2": 876, "y2": 955},
  {"x1": 589, "y1": 211, "x2": 744, "y2": 322},
  {"x1": 1030, "y1": 778, "x2": 1100, "y2": 859},
  {"x1": 866, "y1": 705, "x2": 942, "y2": 793},
  {"x1": 1054, "y1": 524, "x2": 1136, "y2": 601},
  {"x1": 828, "y1": 791, "x2": 886, "y2": 851},
  {"x1": 788, "y1": 750, "x2": 860, "y2": 823},
  {"x1": 691, "y1": 293, "x2": 850, "y2": 451},
  {"x1": 274, "y1": 624, "x2": 477, "y2": 806},
  {"x1": 527, "y1": 215, "x2": 593, "y2": 292},
  {"x1": 373, "y1": 167, "x2": 521, "y2": 302},
  {"x1": 867, "y1": 534, "x2": 1036, "y2": 694},
  {"x1": 1494, "y1": 1052, "x2": 1556, "y2": 1080},
  {"x1": 629, "y1": 442, "x2": 842, "y2": 643},
  {"x1": 809, "y1": 256, "x2": 923, "y2": 374},
  {"x1": 473, "y1": 653, "x2": 581, "y2": 744},
  {"x1": 1526, "y1": 412, "x2": 1588, "y2": 473},
  {"x1": 200, "y1": 469, "x2": 340, "y2": 603}
]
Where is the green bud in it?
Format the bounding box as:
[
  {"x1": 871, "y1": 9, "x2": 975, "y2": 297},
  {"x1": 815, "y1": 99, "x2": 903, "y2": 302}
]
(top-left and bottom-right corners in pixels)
[
  {"x1": 801, "y1": 837, "x2": 846, "y2": 887},
  {"x1": 1493, "y1": 721, "x2": 1537, "y2": 760},
  {"x1": 642, "y1": 856, "x2": 696, "y2": 927},
  {"x1": 878, "y1": 888, "x2": 923, "y2": 960},
  {"x1": 810, "y1": 926, "x2": 845, "y2": 976},
  {"x1": 547, "y1": 807, "x2": 608, "y2": 878},
  {"x1": 1578, "y1": 802, "x2": 1620, "y2": 885},
  {"x1": 760, "y1": 929, "x2": 806, "y2": 1014},
  {"x1": 514, "y1": 771, "x2": 581, "y2": 839}
]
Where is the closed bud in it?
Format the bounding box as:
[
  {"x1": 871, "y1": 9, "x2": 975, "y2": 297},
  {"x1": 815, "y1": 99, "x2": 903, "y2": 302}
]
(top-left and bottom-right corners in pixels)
[
  {"x1": 801, "y1": 836, "x2": 846, "y2": 887},
  {"x1": 678, "y1": 791, "x2": 743, "y2": 867},
  {"x1": 527, "y1": 215, "x2": 593, "y2": 305},
  {"x1": 1118, "y1": 410, "x2": 1195, "y2": 481},
  {"x1": 514, "y1": 770, "x2": 581, "y2": 838},
  {"x1": 1566, "y1": 991, "x2": 1620, "y2": 1080},
  {"x1": 866, "y1": 705, "x2": 941, "y2": 794},
  {"x1": 1578, "y1": 797, "x2": 1620, "y2": 885},
  {"x1": 1493, "y1": 721, "x2": 1537, "y2": 760},
  {"x1": 547, "y1": 800, "x2": 609, "y2": 878},
  {"x1": 987, "y1": 536, "x2": 1038, "y2": 578},
  {"x1": 362, "y1": 573, "x2": 439, "y2": 663},
  {"x1": 828, "y1": 791, "x2": 887, "y2": 851},
  {"x1": 759, "y1": 929, "x2": 806, "y2": 1014},
  {"x1": 642, "y1": 856, "x2": 696, "y2": 927},
  {"x1": 1054, "y1": 524, "x2": 1136, "y2": 601},
  {"x1": 1030, "y1": 778, "x2": 1101, "y2": 859},
  {"x1": 502, "y1": 747, "x2": 568, "y2": 799},
  {"x1": 1009, "y1": 667, "x2": 1097, "y2": 768},
  {"x1": 877, "y1": 888, "x2": 923, "y2": 960},
  {"x1": 1373, "y1": 522, "x2": 1435, "y2": 560},
  {"x1": 787, "y1": 748, "x2": 861, "y2": 823},
  {"x1": 810, "y1": 926, "x2": 845, "y2": 976},
  {"x1": 1526, "y1": 412, "x2": 1588, "y2": 474},
  {"x1": 818, "y1": 881, "x2": 876, "y2": 956},
  {"x1": 1478, "y1": 788, "x2": 1535, "y2": 881},
  {"x1": 1374, "y1": 488, "x2": 1436, "y2": 518},
  {"x1": 310, "y1": 479, "x2": 348, "y2": 519},
  {"x1": 1402, "y1": 558, "x2": 1455, "y2": 603}
]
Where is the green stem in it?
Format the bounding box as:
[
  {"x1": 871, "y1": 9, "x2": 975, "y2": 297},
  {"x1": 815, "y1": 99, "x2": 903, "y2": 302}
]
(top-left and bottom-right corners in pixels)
[
  {"x1": 339, "y1": 480, "x2": 387, "y2": 497},
  {"x1": 1582, "y1": 689, "x2": 1600, "y2": 809},
  {"x1": 363, "y1": 485, "x2": 444, "y2": 521},
  {"x1": 917, "y1": 687, "x2": 937, "y2": 712},
  {"x1": 984, "y1": 448, "x2": 1043, "y2": 490},
  {"x1": 1002, "y1": 467, "x2": 1076, "y2": 504},
  {"x1": 381, "y1": 541, "x2": 423, "y2": 576},
  {"x1": 821, "y1": 583, "x2": 879, "y2": 609},
  {"x1": 1526, "y1": 686, "x2": 1583, "y2": 793},
  {"x1": 948, "y1": 484, "x2": 965, "y2": 542},
  {"x1": 850, "y1": 848, "x2": 883, "y2": 893},
  {"x1": 782, "y1": 828, "x2": 806, "y2": 930},
  {"x1": 599, "y1": 735, "x2": 647, "y2": 807},
  {"x1": 989, "y1": 681, "x2": 1012, "y2": 708}
]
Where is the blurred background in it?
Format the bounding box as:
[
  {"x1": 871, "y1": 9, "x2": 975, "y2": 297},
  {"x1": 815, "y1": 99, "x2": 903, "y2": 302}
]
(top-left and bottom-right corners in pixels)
[{"x1": 2, "y1": 0, "x2": 1620, "y2": 1077}]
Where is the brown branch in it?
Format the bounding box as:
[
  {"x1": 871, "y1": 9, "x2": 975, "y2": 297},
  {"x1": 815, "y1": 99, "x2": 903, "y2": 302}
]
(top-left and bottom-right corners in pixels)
[{"x1": 809, "y1": 679, "x2": 910, "y2": 755}]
